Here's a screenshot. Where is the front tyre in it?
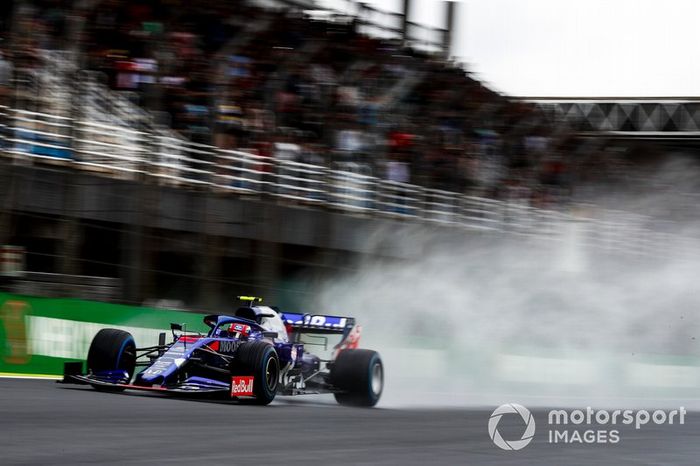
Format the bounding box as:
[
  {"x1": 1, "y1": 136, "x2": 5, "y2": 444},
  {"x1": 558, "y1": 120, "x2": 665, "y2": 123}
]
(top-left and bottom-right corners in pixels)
[
  {"x1": 330, "y1": 349, "x2": 383, "y2": 407},
  {"x1": 86, "y1": 328, "x2": 136, "y2": 392},
  {"x1": 236, "y1": 340, "x2": 280, "y2": 405}
]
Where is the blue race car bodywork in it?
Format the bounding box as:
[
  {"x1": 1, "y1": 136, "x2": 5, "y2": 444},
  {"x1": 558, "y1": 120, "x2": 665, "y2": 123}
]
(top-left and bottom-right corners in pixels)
[{"x1": 64, "y1": 298, "x2": 382, "y2": 406}]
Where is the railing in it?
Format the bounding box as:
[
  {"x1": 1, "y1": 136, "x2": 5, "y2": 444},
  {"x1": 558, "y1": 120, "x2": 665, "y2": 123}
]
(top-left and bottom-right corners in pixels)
[
  {"x1": 215, "y1": 148, "x2": 270, "y2": 193},
  {"x1": 376, "y1": 180, "x2": 422, "y2": 218},
  {"x1": 328, "y1": 162, "x2": 375, "y2": 212},
  {"x1": 8, "y1": 109, "x2": 73, "y2": 160},
  {"x1": 270, "y1": 0, "x2": 446, "y2": 52},
  {"x1": 423, "y1": 188, "x2": 461, "y2": 225},
  {"x1": 5, "y1": 105, "x2": 700, "y2": 260},
  {"x1": 74, "y1": 120, "x2": 147, "y2": 175}
]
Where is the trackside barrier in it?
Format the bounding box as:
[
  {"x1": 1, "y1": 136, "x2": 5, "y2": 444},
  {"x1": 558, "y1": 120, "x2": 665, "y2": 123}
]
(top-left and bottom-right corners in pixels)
[{"x1": 0, "y1": 292, "x2": 207, "y2": 377}]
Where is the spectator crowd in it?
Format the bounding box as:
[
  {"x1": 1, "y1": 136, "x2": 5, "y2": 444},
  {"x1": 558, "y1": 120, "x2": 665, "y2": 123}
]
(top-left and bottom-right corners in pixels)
[{"x1": 2, "y1": 0, "x2": 633, "y2": 207}]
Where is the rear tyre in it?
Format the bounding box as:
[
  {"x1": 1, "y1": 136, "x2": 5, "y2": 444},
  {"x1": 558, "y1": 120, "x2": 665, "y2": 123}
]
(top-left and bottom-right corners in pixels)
[
  {"x1": 87, "y1": 328, "x2": 136, "y2": 392},
  {"x1": 330, "y1": 349, "x2": 383, "y2": 407},
  {"x1": 236, "y1": 340, "x2": 280, "y2": 405}
]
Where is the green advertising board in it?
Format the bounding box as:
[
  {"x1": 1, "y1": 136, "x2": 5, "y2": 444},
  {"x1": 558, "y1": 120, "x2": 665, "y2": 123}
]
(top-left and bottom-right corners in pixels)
[{"x1": 0, "y1": 293, "x2": 208, "y2": 377}]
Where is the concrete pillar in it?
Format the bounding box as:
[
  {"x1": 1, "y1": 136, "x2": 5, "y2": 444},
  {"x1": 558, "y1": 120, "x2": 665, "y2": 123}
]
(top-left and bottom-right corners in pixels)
[
  {"x1": 254, "y1": 240, "x2": 280, "y2": 304},
  {"x1": 0, "y1": 163, "x2": 15, "y2": 246},
  {"x1": 198, "y1": 234, "x2": 223, "y2": 311},
  {"x1": 122, "y1": 221, "x2": 144, "y2": 304},
  {"x1": 0, "y1": 210, "x2": 12, "y2": 247},
  {"x1": 58, "y1": 172, "x2": 81, "y2": 276},
  {"x1": 59, "y1": 218, "x2": 81, "y2": 276},
  {"x1": 122, "y1": 181, "x2": 154, "y2": 305}
]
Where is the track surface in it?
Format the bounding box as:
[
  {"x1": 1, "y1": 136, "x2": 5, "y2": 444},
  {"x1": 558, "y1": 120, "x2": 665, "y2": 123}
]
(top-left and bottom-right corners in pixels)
[{"x1": 2, "y1": 379, "x2": 700, "y2": 465}]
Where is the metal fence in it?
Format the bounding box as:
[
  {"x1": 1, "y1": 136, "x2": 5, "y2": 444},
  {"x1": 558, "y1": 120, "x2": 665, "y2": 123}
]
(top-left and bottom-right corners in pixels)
[
  {"x1": 3, "y1": 108, "x2": 483, "y2": 223},
  {"x1": 4, "y1": 104, "x2": 700, "y2": 261}
]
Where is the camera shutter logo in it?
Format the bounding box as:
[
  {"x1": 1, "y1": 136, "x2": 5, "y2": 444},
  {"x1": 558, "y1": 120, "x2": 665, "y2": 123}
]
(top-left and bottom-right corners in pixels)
[{"x1": 488, "y1": 403, "x2": 536, "y2": 451}]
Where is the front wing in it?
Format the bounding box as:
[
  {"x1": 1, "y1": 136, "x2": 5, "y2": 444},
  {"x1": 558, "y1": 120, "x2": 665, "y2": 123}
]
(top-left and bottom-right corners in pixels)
[{"x1": 67, "y1": 374, "x2": 233, "y2": 396}]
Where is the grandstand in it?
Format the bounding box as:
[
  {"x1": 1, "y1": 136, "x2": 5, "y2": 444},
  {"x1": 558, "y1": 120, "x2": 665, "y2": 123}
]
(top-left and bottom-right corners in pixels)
[
  {"x1": 0, "y1": 0, "x2": 695, "y2": 309},
  {"x1": 6, "y1": 0, "x2": 586, "y2": 203}
]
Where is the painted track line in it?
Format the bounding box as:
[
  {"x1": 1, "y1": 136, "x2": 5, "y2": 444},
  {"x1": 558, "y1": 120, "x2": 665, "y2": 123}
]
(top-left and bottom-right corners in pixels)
[{"x1": 0, "y1": 372, "x2": 62, "y2": 380}]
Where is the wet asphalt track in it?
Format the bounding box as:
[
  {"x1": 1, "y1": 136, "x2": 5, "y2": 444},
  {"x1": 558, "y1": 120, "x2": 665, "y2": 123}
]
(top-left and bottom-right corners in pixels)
[{"x1": 2, "y1": 378, "x2": 700, "y2": 465}]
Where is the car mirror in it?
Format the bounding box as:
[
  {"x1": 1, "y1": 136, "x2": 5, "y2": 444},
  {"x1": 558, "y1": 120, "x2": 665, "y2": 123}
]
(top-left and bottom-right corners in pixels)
[{"x1": 170, "y1": 323, "x2": 183, "y2": 341}]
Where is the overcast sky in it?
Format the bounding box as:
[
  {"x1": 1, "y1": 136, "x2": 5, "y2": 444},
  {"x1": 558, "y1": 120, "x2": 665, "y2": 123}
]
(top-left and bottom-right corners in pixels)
[{"x1": 356, "y1": 0, "x2": 700, "y2": 97}]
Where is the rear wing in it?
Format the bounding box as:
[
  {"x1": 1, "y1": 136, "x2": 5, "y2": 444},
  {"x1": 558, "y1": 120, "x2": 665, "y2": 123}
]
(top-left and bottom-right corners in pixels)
[{"x1": 281, "y1": 312, "x2": 355, "y2": 334}]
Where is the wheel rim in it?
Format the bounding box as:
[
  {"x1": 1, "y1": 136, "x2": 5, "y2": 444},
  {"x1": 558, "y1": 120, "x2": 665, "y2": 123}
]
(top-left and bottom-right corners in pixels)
[
  {"x1": 265, "y1": 356, "x2": 279, "y2": 391},
  {"x1": 371, "y1": 361, "x2": 383, "y2": 396}
]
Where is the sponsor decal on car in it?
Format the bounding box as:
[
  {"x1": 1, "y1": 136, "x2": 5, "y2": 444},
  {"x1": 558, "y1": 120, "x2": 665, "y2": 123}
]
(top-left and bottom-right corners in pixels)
[
  {"x1": 231, "y1": 376, "x2": 254, "y2": 397},
  {"x1": 333, "y1": 325, "x2": 361, "y2": 359},
  {"x1": 282, "y1": 313, "x2": 348, "y2": 329},
  {"x1": 219, "y1": 340, "x2": 239, "y2": 353}
]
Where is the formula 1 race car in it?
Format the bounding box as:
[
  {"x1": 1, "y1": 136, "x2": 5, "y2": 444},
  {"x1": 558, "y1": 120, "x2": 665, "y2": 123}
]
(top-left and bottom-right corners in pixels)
[{"x1": 62, "y1": 297, "x2": 383, "y2": 407}]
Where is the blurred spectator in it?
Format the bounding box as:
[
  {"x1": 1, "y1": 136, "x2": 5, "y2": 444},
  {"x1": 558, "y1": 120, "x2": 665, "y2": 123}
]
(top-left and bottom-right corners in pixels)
[
  {"x1": 386, "y1": 158, "x2": 410, "y2": 184},
  {"x1": 5, "y1": 0, "x2": 607, "y2": 208},
  {"x1": 0, "y1": 50, "x2": 13, "y2": 94},
  {"x1": 336, "y1": 124, "x2": 365, "y2": 156},
  {"x1": 215, "y1": 89, "x2": 245, "y2": 150}
]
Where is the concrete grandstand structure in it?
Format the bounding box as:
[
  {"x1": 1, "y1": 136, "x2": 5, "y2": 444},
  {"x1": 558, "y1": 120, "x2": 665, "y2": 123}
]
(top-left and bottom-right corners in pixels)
[{"x1": 1, "y1": 0, "x2": 696, "y2": 312}]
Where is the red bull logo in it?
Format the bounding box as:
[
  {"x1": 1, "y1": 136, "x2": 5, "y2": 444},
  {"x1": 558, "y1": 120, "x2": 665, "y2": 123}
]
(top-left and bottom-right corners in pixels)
[{"x1": 230, "y1": 376, "x2": 254, "y2": 397}]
